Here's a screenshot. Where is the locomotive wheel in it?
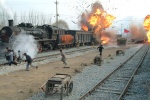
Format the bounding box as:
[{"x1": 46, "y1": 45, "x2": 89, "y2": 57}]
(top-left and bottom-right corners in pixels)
[{"x1": 68, "y1": 82, "x2": 73, "y2": 93}]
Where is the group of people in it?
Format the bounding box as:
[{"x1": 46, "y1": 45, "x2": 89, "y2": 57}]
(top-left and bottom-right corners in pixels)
[
  {"x1": 22, "y1": 50, "x2": 65, "y2": 71},
  {"x1": 59, "y1": 44, "x2": 104, "y2": 66},
  {"x1": 5, "y1": 47, "x2": 22, "y2": 66},
  {"x1": 5, "y1": 47, "x2": 67, "y2": 71},
  {"x1": 4, "y1": 44, "x2": 103, "y2": 71},
  {"x1": 59, "y1": 45, "x2": 103, "y2": 67},
  {"x1": 5, "y1": 47, "x2": 37, "y2": 71},
  {"x1": 24, "y1": 49, "x2": 67, "y2": 70}
]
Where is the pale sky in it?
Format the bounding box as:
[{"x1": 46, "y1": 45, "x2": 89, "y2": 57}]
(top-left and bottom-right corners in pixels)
[{"x1": 2, "y1": 0, "x2": 150, "y2": 30}]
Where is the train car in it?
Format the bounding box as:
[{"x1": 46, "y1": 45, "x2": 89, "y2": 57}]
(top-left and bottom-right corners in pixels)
[
  {"x1": 65, "y1": 30, "x2": 94, "y2": 46},
  {"x1": 117, "y1": 38, "x2": 127, "y2": 45}
]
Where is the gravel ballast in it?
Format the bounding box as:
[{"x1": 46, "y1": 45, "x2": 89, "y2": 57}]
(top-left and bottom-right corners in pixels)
[{"x1": 27, "y1": 45, "x2": 143, "y2": 100}]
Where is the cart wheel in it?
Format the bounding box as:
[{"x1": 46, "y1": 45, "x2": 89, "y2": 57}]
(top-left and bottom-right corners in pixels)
[
  {"x1": 63, "y1": 84, "x2": 67, "y2": 93},
  {"x1": 45, "y1": 92, "x2": 48, "y2": 98},
  {"x1": 45, "y1": 83, "x2": 48, "y2": 98},
  {"x1": 45, "y1": 87, "x2": 48, "y2": 98},
  {"x1": 68, "y1": 82, "x2": 73, "y2": 93}
]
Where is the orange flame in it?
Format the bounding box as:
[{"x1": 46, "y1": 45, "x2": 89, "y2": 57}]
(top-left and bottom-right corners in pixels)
[
  {"x1": 89, "y1": 15, "x2": 98, "y2": 26},
  {"x1": 61, "y1": 35, "x2": 74, "y2": 44},
  {"x1": 95, "y1": 25, "x2": 102, "y2": 33},
  {"x1": 103, "y1": 14, "x2": 116, "y2": 28},
  {"x1": 80, "y1": 2, "x2": 115, "y2": 44},
  {"x1": 82, "y1": 25, "x2": 88, "y2": 31},
  {"x1": 89, "y1": 9, "x2": 115, "y2": 43},
  {"x1": 144, "y1": 15, "x2": 150, "y2": 42},
  {"x1": 81, "y1": 8, "x2": 115, "y2": 34},
  {"x1": 101, "y1": 36, "x2": 110, "y2": 44},
  {"x1": 88, "y1": 9, "x2": 115, "y2": 29}
]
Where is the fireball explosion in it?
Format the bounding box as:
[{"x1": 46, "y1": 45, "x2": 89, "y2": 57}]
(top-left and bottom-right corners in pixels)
[
  {"x1": 144, "y1": 15, "x2": 150, "y2": 42},
  {"x1": 80, "y1": 2, "x2": 115, "y2": 44}
]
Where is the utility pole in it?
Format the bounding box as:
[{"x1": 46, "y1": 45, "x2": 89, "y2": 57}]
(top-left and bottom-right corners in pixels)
[
  {"x1": 55, "y1": 0, "x2": 59, "y2": 27},
  {"x1": 91, "y1": 0, "x2": 93, "y2": 7},
  {"x1": 121, "y1": 23, "x2": 123, "y2": 36}
]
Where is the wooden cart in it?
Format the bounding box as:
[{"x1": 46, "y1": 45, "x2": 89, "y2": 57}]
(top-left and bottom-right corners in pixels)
[{"x1": 41, "y1": 73, "x2": 73, "y2": 99}]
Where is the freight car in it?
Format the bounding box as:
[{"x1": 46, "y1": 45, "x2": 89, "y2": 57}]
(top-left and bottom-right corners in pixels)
[
  {"x1": 65, "y1": 30, "x2": 94, "y2": 46},
  {"x1": 117, "y1": 38, "x2": 127, "y2": 45}
]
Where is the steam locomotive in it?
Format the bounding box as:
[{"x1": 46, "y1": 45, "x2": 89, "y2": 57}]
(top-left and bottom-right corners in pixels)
[{"x1": 0, "y1": 20, "x2": 94, "y2": 51}]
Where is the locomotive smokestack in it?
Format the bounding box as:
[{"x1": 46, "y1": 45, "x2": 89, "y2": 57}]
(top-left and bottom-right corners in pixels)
[{"x1": 8, "y1": 20, "x2": 13, "y2": 26}]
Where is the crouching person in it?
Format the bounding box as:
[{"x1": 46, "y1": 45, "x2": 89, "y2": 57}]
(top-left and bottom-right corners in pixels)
[{"x1": 23, "y1": 53, "x2": 38, "y2": 71}]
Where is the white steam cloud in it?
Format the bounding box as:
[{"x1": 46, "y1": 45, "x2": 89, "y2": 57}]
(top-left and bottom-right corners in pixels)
[{"x1": 9, "y1": 32, "x2": 38, "y2": 59}]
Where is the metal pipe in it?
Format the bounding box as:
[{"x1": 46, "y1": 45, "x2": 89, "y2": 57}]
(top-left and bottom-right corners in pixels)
[
  {"x1": 8, "y1": 20, "x2": 13, "y2": 26},
  {"x1": 55, "y1": 0, "x2": 59, "y2": 27}
]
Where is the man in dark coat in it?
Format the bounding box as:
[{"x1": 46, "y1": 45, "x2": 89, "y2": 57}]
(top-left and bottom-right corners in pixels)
[
  {"x1": 97, "y1": 45, "x2": 104, "y2": 55},
  {"x1": 23, "y1": 53, "x2": 38, "y2": 71}
]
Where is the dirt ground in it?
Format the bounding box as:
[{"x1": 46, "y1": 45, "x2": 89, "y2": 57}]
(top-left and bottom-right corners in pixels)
[{"x1": 0, "y1": 45, "x2": 134, "y2": 100}]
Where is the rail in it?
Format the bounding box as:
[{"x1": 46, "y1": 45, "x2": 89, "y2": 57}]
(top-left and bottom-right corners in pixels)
[
  {"x1": 0, "y1": 47, "x2": 93, "y2": 67},
  {"x1": 79, "y1": 44, "x2": 149, "y2": 100}
]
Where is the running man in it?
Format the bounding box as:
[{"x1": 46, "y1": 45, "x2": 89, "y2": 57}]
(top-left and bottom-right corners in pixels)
[
  {"x1": 23, "y1": 53, "x2": 38, "y2": 71},
  {"x1": 60, "y1": 49, "x2": 67, "y2": 65}
]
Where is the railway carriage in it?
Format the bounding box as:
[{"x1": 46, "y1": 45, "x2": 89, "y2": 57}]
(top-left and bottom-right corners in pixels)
[{"x1": 65, "y1": 30, "x2": 94, "y2": 46}]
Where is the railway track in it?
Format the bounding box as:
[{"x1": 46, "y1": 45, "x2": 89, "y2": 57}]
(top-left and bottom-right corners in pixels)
[
  {"x1": 0, "y1": 46, "x2": 94, "y2": 67},
  {"x1": 79, "y1": 44, "x2": 149, "y2": 100}
]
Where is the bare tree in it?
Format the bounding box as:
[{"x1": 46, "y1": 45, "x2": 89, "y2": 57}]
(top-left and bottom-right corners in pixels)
[
  {"x1": 13, "y1": 9, "x2": 54, "y2": 27},
  {"x1": 28, "y1": 11, "x2": 33, "y2": 23},
  {"x1": 0, "y1": 12, "x2": 6, "y2": 25},
  {"x1": 48, "y1": 14, "x2": 52, "y2": 25},
  {"x1": 40, "y1": 13, "x2": 46, "y2": 25},
  {"x1": 13, "y1": 12, "x2": 17, "y2": 25},
  {"x1": 52, "y1": 19, "x2": 69, "y2": 29},
  {"x1": 0, "y1": 11, "x2": 10, "y2": 26},
  {"x1": 28, "y1": 10, "x2": 37, "y2": 24},
  {"x1": 20, "y1": 12, "x2": 27, "y2": 23},
  {"x1": 35, "y1": 13, "x2": 40, "y2": 25}
]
